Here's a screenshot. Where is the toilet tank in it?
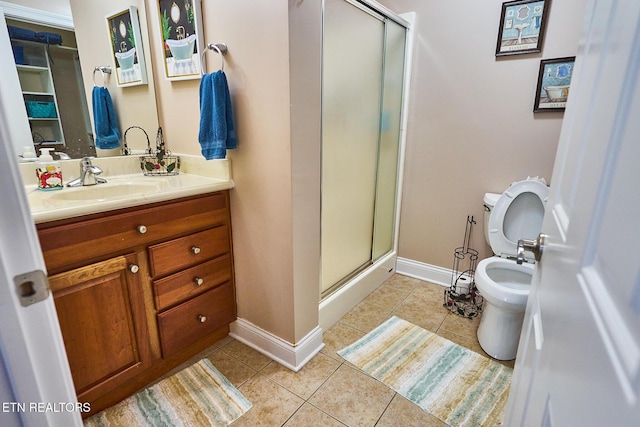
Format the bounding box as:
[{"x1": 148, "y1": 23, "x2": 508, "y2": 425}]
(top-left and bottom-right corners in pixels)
[{"x1": 483, "y1": 193, "x2": 501, "y2": 246}]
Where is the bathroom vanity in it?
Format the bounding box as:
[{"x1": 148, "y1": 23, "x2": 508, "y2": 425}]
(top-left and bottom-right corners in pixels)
[{"x1": 25, "y1": 156, "x2": 237, "y2": 417}]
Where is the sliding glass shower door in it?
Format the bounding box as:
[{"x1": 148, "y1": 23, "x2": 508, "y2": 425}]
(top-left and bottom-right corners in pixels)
[{"x1": 321, "y1": 0, "x2": 406, "y2": 297}]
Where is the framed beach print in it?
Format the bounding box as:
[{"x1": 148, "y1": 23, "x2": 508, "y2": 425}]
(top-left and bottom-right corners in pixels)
[
  {"x1": 106, "y1": 7, "x2": 148, "y2": 87},
  {"x1": 533, "y1": 57, "x2": 576, "y2": 112},
  {"x1": 156, "y1": 0, "x2": 204, "y2": 80},
  {"x1": 495, "y1": 0, "x2": 551, "y2": 56}
]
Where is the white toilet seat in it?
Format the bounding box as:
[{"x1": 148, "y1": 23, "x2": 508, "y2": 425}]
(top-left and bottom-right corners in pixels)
[
  {"x1": 487, "y1": 178, "x2": 548, "y2": 260},
  {"x1": 476, "y1": 257, "x2": 533, "y2": 310}
]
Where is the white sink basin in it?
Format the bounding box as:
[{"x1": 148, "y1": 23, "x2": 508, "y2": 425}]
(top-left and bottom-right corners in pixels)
[{"x1": 49, "y1": 181, "x2": 169, "y2": 202}]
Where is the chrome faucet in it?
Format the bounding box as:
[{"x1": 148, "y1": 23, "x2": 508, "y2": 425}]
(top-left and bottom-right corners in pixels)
[{"x1": 67, "y1": 157, "x2": 107, "y2": 187}]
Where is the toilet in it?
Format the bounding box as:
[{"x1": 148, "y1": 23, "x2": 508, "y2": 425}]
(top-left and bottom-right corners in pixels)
[{"x1": 476, "y1": 177, "x2": 548, "y2": 360}]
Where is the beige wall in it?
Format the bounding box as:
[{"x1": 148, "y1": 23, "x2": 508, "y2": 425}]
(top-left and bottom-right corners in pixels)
[
  {"x1": 146, "y1": 0, "x2": 312, "y2": 343},
  {"x1": 379, "y1": 0, "x2": 588, "y2": 268}
]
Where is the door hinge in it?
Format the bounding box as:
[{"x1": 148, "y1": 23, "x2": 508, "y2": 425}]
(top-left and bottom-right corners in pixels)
[{"x1": 13, "y1": 270, "x2": 50, "y2": 307}]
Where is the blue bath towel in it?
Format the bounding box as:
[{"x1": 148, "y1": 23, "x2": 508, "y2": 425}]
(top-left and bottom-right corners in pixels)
[
  {"x1": 198, "y1": 71, "x2": 236, "y2": 159},
  {"x1": 92, "y1": 86, "x2": 121, "y2": 149}
]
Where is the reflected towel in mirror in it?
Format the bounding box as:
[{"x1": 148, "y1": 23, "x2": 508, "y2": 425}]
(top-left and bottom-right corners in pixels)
[
  {"x1": 198, "y1": 71, "x2": 236, "y2": 160},
  {"x1": 92, "y1": 86, "x2": 121, "y2": 150}
]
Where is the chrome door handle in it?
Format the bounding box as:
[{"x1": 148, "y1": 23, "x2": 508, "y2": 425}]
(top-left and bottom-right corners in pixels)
[{"x1": 517, "y1": 233, "x2": 546, "y2": 264}]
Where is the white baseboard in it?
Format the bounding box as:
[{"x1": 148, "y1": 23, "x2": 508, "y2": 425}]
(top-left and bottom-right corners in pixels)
[
  {"x1": 395, "y1": 257, "x2": 451, "y2": 287},
  {"x1": 229, "y1": 318, "x2": 324, "y2": 372}
]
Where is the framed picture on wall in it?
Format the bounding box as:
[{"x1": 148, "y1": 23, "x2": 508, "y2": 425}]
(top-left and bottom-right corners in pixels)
[
  {"x1": 533, "y1": 57, "x2": 576, "y2": 112},
  {"x1": 106, "y1": 7, "x2": 148, "y2": 87},
  {"x1": 495, "y1": 0, "x2": 551, "y2": 56},
  {"x1": 156, "y1": 0, "x2": 204, "y2": 80}
]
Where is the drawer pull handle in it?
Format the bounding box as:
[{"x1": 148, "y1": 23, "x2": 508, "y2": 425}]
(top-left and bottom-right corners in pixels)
[
  {"x1": 129, "y1": 264, "x2": 140, "y2": 274},
  {"x1": 137, "y1": 225, "x2": 147, "y2": 234},
  {"x1": 191, "y1": 246, "x2": 201, "y2": 255},
  {"x1": 194, "y1": 277, "x2": 204, "y2": 286},
  {"x1": 198, "y1": 315, "x2": 207, "y2": 323}
]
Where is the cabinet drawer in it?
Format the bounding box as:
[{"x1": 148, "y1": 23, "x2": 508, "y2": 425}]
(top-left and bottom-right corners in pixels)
[
  {"x1": 153, "y1": 254, "x2": 232, "y2": 311},
  {"x1": 148, "y1": 226, "x2": 229, "y2": 277},
  {"x1": 37, "y1": 192, "x2": 229, "y2": 273},
  {"x1": 157, "y1": 283, "x2": 235, "y2": 358}
]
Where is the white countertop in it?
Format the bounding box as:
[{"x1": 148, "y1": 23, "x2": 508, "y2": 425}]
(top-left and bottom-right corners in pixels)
[{"x1": 22, "y1": 155, "x2": 234, "y2": 224}]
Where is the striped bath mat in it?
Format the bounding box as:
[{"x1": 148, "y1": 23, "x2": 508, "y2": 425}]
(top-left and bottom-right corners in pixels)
[
  {"x1": 84, "y1": 359, "x2": 251, "y2": 427},
  {"x1": 338, "y1": 316, "x2": 512, "y2": 426}
]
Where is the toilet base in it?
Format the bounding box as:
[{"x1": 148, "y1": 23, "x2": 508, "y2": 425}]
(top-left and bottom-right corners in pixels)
[{"x1": 477, "y1": 301, "x2": 525, "y2": 360}]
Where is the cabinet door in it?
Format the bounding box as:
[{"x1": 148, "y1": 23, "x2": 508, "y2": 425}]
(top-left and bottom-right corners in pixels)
[{"x1": 49, "y1": 253, "x2": 151, "y2": 404}]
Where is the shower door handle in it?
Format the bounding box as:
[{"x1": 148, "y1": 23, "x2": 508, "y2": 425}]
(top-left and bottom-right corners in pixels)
[{"x1": 517, "y1": 234, "x2": 546, "y2": 264}]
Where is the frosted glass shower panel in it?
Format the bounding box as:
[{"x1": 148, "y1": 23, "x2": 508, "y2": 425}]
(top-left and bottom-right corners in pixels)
[
  {"x1": 320, "y1": 0, "x2": 385, "y2": 294},
  {"x1": 372, "y1": 19, "x2": 406, "y2": 261}
]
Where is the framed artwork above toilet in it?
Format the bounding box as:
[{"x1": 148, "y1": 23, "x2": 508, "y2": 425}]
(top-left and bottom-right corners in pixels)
[
  {"x1": 533, "y1": 56, "x2": 576, "y2": 112},
  {"x1": 495, "y1": 0, "x2": 551, "y2": 56}
]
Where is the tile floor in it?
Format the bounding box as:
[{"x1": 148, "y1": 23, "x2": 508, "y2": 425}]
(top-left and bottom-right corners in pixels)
[{"x1": 189, "y1": 274, "x2": 514, "y2": 426}]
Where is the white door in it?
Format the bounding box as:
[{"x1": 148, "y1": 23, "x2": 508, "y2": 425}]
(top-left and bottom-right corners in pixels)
[
  {"x1": 504, "y1": 1, "x2": 640, "y2": 425},
  {"x1": 0, "y1": 13, "x2": 81, "y2": 427}
]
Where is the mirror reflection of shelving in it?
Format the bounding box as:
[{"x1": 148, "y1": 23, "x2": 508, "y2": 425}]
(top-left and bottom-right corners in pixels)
[{"x1": 13, "y1": 40, "x2": 65, "y2": 147}]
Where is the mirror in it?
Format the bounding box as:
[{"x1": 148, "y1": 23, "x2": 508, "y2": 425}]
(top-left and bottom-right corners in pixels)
[{"x1": 5, "y1": 0, "x2": 159, "y2": 160}]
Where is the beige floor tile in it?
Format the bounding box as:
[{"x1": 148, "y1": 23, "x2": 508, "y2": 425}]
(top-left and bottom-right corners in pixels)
[
  {"x1": 392, "y1": 302, "x2": 448, "y2": 333},
  {"x1": 308, "y1": 364, "x2": 394, "y2": 427},
  {"x1": 206, "y1": 349, "x2": 257, "y2": 388},
  {"x1": 362, "y1": 281, "x2": 412, "y2": 311},
  {"x1": 233, "y1": 373, "x2": 304, "y2": 427},
  {"x1": 261, "y1": 353, "x2": 341, "y2": 399},
  {"x1": 321, "y1": 321, "x2": 366, "y2": 362},
  {"x1": 339, "y1": 299, "x2": 391, "y2": 333},
  {"x1": 406, "y1": 282, "x2": 449, "y2": 306},
  {"x1": 381, "y1": 274, "x2": 423, "y2": 292},
  {"x1": 211, "y1": 334, "x2": 234, "y2": 349},
  {"x1": 283, "y1": 403, "x2": 347, "y2": 427},
  {"x1": 376, "y1": 394, "x2": 449, "y2": 427},
  {"x1": 220, "y1": 339, "x2": 273, "y2": 371},
  {"x1": 438, "y1": 311, "x2": 481, "y2": 341}
]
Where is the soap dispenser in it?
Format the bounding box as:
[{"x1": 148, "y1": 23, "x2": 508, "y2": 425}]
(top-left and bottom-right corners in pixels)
[{"x1": 36, "y1": 148, "x2": 63, "y2": 191}]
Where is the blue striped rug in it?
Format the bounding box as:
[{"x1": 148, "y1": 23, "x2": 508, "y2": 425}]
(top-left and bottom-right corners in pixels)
[
  {"x1": 84, "y1": 359, "x2": 251, "y2": 427},
  {"x1": 338, "y1": 316, "x2": 512, "y2": 426}
]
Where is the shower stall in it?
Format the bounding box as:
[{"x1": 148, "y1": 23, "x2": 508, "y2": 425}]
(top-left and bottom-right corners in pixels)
[{"x1": 319, "y1": 0, "x2": 412, "y2": 325}]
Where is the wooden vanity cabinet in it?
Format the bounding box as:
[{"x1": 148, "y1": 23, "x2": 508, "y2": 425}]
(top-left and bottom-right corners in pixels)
[
  {"x1": 48, "y1": 253, "x2": 151, "y2": 405},
  {"x1": 36, "y1": 191, "x2": 236, "y2": 416}
]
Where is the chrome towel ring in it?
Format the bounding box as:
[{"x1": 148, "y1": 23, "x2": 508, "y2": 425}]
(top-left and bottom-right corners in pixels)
[
  {"x1": 201, "y1": 43, "x2": 228, "y2": 75},
  {"x1": 93, "y1": 66, "x2": 112, "y2": 87}
]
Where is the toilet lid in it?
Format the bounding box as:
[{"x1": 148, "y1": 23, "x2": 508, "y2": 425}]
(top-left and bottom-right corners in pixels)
[{"x1": 488, "y1": 177, "x2": 549, "y2": 259}]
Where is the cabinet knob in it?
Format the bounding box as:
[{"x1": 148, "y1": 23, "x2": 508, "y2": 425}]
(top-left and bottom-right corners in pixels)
[
  {"x1": 129, "y1": 264, "x2": 139, "y2": 273},
  {"x1": 198, "y1": 315, "x2": 207, "y2": 323},
  {"x1": 137, "y1": 225, "x2": 147, "y2": 234},
  {"x1": 194, "y1": 277, "x2": 204, "y2": 286},
  {"x1": 191, "y1": 246, "x2": 201, "y2": 255}
]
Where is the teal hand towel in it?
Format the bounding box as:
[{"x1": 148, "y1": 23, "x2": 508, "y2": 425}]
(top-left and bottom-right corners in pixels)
[
  {"x1": 198, "y1": 71, "x2": 236, "y2": 159},
  {"x1": 92, "y1": 86, "x2": 121, "y2": 149}
]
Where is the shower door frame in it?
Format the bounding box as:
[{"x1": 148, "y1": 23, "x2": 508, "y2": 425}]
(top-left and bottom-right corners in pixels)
[{"x1": 318, "y1": 0, "x2": 414, "y2": 328}]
